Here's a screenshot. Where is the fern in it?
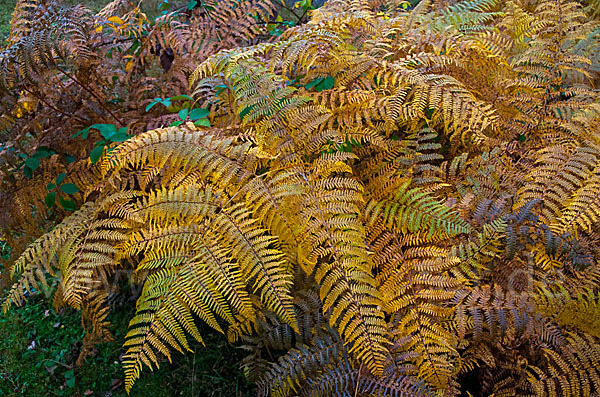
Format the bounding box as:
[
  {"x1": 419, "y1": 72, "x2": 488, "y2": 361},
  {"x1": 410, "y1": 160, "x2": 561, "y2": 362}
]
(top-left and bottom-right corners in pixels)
[{"x1": 2, "y1": 0, "x2": 600, "y2": 395}]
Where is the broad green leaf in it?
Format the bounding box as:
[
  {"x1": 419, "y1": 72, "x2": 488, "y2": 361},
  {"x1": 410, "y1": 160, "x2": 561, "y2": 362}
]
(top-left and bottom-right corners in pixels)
[
  {"x1": 60, "y1": 183, "x2": 79, "y2": 195},
  {"x1": 315, "y1": 76, "x2": 334, "y2": 91},
  {"x1": 45, "y1": 192, "x2": 56, "y2": 208},
  {"x1": 46, "y1": 183, "x2": 57, "y2": 191},
  {"x1": 170, "y1": 95, "x2": 194, "y2": 101},
  {"x1": 193, "y1": 118, "x2": 210, "y2": 127},
  {"x1": 178, "y1": 109, "x2": 190, "y2": 120},
  {"x1": 25, "y1": 157, "x2": 40, "y2": 170},
  {"x1": 56, "y1": 172, "x2": 67, "y2": 185},
  {"x1": 187, "y1": 0, "x2": 198, "y2": 10},
  {"x1": 108, "y1": 131, "x2": 132, "y2": 142},
  {"x1": 33, "y1": 147, "x2": 55, "y2": 158},
  {"x1": 90, "y1": 145, "x2": 105, "y2": 164},
  {"x1": 145, "y1": 101, "x2": 159, "y2": 112},
  {"x1": 305, "y1": 77, "x2": 323, "y2": 90},
  {"x1": 169, "y1": 120, "x2": 183, "y2": 127},
  {"x1": 73, "y1": 127, "x2": 90, "y2": 139},
  {"x1": 189, "y1": 108, "x2": 210, "y2": 120},
  {"x1": 90, "y1": 124, "x2": 118, "y2": 140},
  {"x1": 59, "y1": 196, "x2": 77, "y2": 211}
]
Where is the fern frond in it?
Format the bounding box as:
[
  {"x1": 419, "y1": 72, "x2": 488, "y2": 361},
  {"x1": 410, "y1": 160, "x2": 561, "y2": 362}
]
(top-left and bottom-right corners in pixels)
[
  {"x1": 257, "y1": 334, "x2": 346, "y2": 397},
  {"x1": 299, "y1": 161, "x2": 390, "y2": 376},
  {"x1": 366, "y1": 181, "x2": 471, "y2": 238}
]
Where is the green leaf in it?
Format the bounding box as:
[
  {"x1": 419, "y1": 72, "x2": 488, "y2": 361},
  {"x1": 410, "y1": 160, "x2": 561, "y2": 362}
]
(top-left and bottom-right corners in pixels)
[
  {"x1": 304, "y1": 77, "x2": 323, "y2": 90},
  {"x1": 187, "y1": 0, "x2": 198, "y2": 10},
  {"x1": 46, "y1": 183, "x2": 57, "y2": 191},
  {"x1": 178, "y1": 109, "x2": 190, "y2": 120},
  {"x1": 73, "y1": 127, "x2": 90, "y2": 139},
  {"x1": 33, "y1": 147, "x2": 55, "y2": 158},
  {"x1": 25, "y1": 157, "x2": 40, "y2": 170},
  {"x1": 45, "y1": 192, "x2": 56, "y2": 208},
  {"x1": 56, "y1": 172, "x2": 66, "y2": 185},
  {"x1": 108, "y1": 132, "x2": 131, "y2": 143},
  {"x1": 145, "y1": 101, "x2": 159, "y2": 112},
  {"x1": 169, "y1": 120, "x2": 183, "y2": 127},
  {"x1": 59, "y1": 197, "x2": 77, "y2": 211},
  {"x1": 64, "y1": 154, "x2": 76, "y2": 164},
  {"x1": 315, "y1": 76, "x2": 334, "y2": 91},
  {"x1": 90, "y1": 124, "x2": 118, "y2": 140},
  {"x1": 193, "y1": 118, "x2": 211, "y2": 127},
  {"x1": 64, "y1": 369, "x2": 75, "y2": 388},
  {"x1": 214, "y1": 84, "x2": 227, "y2": 95},
  {"x1": 90, "y1": 146, "x2": 105, "y2": 164},
  {"x1": 170, "y1": 95, "x2": 194, "y2": 101},
  {"x1": 159, "y1": 0, "x2": 170, "y2": 11},
  {"x1": 60, "y1": 183, "x2": 79, "y2": 195},
  {"x1": 24, "y1": 167, "x2": 32, "y2": 178},
  {"x1": 189, "y1": 108, "x2": 210, "y2": 120}
]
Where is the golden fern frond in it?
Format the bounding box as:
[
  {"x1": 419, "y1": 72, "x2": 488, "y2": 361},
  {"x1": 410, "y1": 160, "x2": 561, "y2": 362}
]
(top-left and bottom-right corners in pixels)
[
  {"x1": 371, "y1": 226, "x2": 462, "y2": 391},
  {"x1": 450, "y1": 218, "x2": 506, "y2": 278},
  {"x1": 298, "y1": 158, "x2": 390, "y2": 376},
  {"x1": 516, "y1": 143, "x2": 600, "y2": 225},
  {"x1": 307, "y1": 359, "x2": 434, "y2": 397},
  {"x1": 555, "y1": 164, "x2": 600, "y2": 236},
  {"x1": 8, "y1": 0, "x2": 43, "y2": 44},
  {"x1": 430, "y1": 0, "x2": 502, "y2": 32},
  {"x1": 2, "y1": 201, "x2": 98, "y2": 312},
  {"x1": 122, "y1": 264, "x2": 217, "y2": 391},
  {"x1": 103, "y1": 124, "x2": 259, "y2": 188},
  {"x1": 1, "y1": 4, "x2": 95, "y2": 91},
  {"x1": 2, "y1": 191, "x2": 139, "y2": 313},
  {"x1": 453, "y1": 285, "x2": 540, "y2": 341},
  {"x1": 498, "y1": 0, "x2": 543, "y2": 44},
  {"x1": 58, "y1": 217, "x2": 128, "y2": 308},
  {"x1": 77, "y1": 288, "x2": 114, "y2": 366},
  {"x1": 536, "y1": 285, "x2": 600, "y2": 338},
  {"x1": 121, "y1": 185, "x2": 297, "y2": 327}
]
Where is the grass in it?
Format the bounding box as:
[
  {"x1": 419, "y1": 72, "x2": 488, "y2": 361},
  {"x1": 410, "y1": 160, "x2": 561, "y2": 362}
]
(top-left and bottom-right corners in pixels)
[
  {"x1": 0, "y1": 1, "x2": 16, "y2": 42},
  {"x1": 0, "y1": 293, "x2": 255, "y2": 396}
]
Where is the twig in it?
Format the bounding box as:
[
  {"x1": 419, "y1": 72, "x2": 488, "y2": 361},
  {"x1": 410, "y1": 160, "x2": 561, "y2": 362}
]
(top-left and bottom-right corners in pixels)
[
  {"x1": 56, "y1": 66, "x2": 125, "y2": 126},
  {"x1": 21, "y1": 87, "x2": 76, "y2": 120}
]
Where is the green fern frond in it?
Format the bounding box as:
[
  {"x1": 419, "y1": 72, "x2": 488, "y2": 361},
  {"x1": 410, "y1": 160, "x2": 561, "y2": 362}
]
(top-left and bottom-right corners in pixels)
[{"x1": 366, "y1": 181, "x2": 472, "y2": 238}]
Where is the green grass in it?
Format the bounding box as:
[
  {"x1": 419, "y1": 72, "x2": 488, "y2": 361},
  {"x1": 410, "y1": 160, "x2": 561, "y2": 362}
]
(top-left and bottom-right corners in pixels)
[
  {"x1": 0, "y1": 294, "x2": 255, "y2": 396},
  {"x1": 0, "y1": 1, "x2": 16, "y2": 42}
]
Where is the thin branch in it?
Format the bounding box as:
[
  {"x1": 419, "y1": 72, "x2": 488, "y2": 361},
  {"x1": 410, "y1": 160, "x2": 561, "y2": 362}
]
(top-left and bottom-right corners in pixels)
[
  {"x1": 56, "y1": 66, "x2": 125, "y2": 127},
  {"x1": 21, "y1": 87, "x2": 75, "y2": 120}
]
